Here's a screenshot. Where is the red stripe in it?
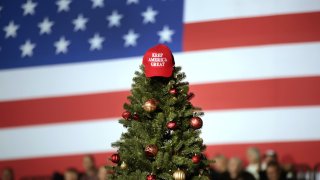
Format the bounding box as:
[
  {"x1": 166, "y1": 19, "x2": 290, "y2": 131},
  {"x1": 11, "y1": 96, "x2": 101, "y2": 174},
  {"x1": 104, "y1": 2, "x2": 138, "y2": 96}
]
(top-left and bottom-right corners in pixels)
[
  {"x1": 183, "y1": 12, "x2": 320, "y2": 51},
  {"x1": 0, "y1": 141, "x2": 319, "y2": 179},
  {"x1": 1, "y1": 76, "x2": 320, "y2": 128},
  {"x1": 0, "y1": 91, "x2": 130, "y2": 128},
  {"x1": 191, "y1": 76, "x2": 320, "y2": 110}
]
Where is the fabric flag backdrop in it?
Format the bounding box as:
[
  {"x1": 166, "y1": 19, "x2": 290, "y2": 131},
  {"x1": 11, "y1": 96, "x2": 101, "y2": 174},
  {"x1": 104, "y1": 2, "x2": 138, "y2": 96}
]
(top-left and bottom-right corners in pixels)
[{"x1": 1, "y1": 0, "x2": 320, "y2": 178}]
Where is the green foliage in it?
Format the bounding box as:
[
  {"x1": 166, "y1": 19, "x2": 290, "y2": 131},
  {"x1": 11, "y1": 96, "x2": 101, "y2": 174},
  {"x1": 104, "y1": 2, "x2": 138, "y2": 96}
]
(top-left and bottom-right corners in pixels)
[{"x1": 107, "y1": 66, "x2": 213, "y2": 179}]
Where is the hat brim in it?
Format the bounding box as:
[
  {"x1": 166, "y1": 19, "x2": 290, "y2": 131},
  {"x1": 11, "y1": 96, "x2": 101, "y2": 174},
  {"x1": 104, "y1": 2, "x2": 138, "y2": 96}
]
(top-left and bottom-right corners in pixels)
[{"x1": 145, "y1": 67, "x2": 173, "y2": 78}]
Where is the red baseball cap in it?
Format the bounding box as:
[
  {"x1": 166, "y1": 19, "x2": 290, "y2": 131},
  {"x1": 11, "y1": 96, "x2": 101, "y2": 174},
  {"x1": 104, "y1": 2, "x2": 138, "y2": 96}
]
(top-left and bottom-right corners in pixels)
[{"x1": 143, "y1": 44, "x2": 175, "y2": 78}]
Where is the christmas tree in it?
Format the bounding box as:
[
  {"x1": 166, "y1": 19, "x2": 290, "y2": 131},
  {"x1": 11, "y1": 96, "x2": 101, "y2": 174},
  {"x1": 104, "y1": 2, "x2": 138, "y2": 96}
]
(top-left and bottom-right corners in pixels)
[{"x1": 107, "y1": 44, "x2": 212, "y2": 180}]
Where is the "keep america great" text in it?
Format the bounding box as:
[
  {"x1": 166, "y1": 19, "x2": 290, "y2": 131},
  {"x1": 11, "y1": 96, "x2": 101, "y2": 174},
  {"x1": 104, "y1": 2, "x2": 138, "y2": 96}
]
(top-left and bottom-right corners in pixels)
[{"x1": 148, "y1": 53, "x2": 167, "y2": 66}]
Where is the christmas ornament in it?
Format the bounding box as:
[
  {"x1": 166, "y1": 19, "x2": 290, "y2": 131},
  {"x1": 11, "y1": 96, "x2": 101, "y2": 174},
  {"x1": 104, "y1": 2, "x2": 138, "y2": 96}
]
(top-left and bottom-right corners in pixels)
[
  {"x1": 142, "y1": 99, "x2": 157, "y2": 112},
  {"x1": 169, "y1": 88, "x2": 178, "y2": 95},
  {"x1": 122, "y1": 111, "x2": 131, "y2": 120},
  {"x1": 146, "y1": 173, "x2": 156, "y2": 180},
  {"x1": 133, "y1": 113, "x2": 139, "y2": 121},
  {"x1": 110, "y1": 153, "x2": 120, "y2": 163},
  {"x1": 120, "y1": 161, "x2": 128, "y2": 169},
  {"x1": 145, "y1": 144, "x2": 158, "y2": 157},
  {"x1": 190, "y1": 117, "x2": 203, "y2": 129},
  {"x1": 167, "y1": 121, "x2": 177, "y2": 130},
  {"x1": 173, "y1": 169, "x2": 186, "y2": 180},
  {"x1": 192, "y1": 154, "x2": 201, "y2": 164}
]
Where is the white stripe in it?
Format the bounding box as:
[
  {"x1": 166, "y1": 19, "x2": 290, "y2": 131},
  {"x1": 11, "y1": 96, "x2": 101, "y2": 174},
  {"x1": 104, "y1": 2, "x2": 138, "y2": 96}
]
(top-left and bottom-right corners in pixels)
[
  {"x1": 1, "y1": 42, "x2": 320, "y2": 101},
  {"x1": 0, "y1": 106, "x2": 319, "y2": 160},
  {"x1": 184, "y1": 0, "x2": 320, "y2": 23},
  {"x1": 0, "y1": 120, "x2": 123, "y2": 161},
  {"x1": 202, "y1": 106, "x2": 320, "y2": 145}
]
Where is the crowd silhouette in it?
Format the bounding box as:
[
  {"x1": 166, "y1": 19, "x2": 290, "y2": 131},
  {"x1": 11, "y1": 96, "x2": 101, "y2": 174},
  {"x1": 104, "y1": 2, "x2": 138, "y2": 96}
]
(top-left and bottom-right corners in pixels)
[{"x1": 1, "y1": 147, "x2": 319, "y2": 180}]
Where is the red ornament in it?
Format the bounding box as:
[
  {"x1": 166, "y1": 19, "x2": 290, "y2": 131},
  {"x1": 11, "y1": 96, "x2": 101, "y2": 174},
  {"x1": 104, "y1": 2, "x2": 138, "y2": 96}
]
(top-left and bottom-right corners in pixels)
[
  {"x1": 110, "y1": 153, "x2": 120, "y2": 163},
  {"x1": 146, "y1": 174, "x2": 156, "y2": 180},
  {"x1": 169, "y1": 88, "x2": 178, "y2": 95},
  {"x1": 143, "y1": 99, "x2": 157, "y2": 112},
  {"x1": 133, "y1": 113, "x2": 139, "y2": 121},
  {"x1": 190, "y1": 117, "x2": 203, "y2": 129},
  {"x1": 145, "y1": 144, "x2": 158, "y2": 157},
  {"x1": 192, "y1": 154, "x2": 201, "y2": 164},
  {"x1": 122, "y1": 111, "x2": 131, "y2": 120},
  {"x1": 167, "y1": 121, "x2": 177, "y2": 130}
]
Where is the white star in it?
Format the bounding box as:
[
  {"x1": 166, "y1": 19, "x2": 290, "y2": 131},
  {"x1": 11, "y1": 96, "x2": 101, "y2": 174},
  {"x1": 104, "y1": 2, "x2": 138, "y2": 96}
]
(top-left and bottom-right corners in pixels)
[
  {"x1": 56, "y1": 0, "x2": 72, "y2": 12},
  {"x1": 141, "y1": 6, "x2": 158, "y2": 24},
  {"x1": 54, "y1": 36, "x2": 70, "y2": 54},
  {"x1": 91, "y1": 0, "x2": 104, "y2": 8},
  {"x1": 88, "y1": 33, "x2": 105, "y2": 51},
  {"x1": 157, "y1": 25, "x2": 175, "y2": 43},
  {"x1": 106, "y1": 10, "x2": 123, "y2": 28},
  {"x1": 123, "y1": 29, "x2": 139, "y2": 47},
  {"x1": 3, "y1": 21, "x2": 20, "y2": 38},
  {"x1": 20, "y1": 40, "x2": 36, "y2": 57},
  {"x1": 38, "y1": 17, "x2": 54, "y2": 35},
  {"x1": 127, "y1": 0, "x2": 138, "y2": 5},
  {"x1": 21, "y1": 0, "x2": 37, "y2": 16},
  {"x1": 72, "y1": 14, "x2": 89, "y2": 31}
]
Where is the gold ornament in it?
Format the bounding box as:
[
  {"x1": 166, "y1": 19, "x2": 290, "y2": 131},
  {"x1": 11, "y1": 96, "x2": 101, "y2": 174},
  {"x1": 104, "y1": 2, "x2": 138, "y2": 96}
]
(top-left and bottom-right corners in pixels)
[
  {"x1": 173, "y1": 169, "x2": 186, "y2": 180},
  {"x1": 142, "y1": 99, "x2": 157, "y2": 112},
  {"x1": 120, "y1": 161, "x2": 127, "y2": 169}
]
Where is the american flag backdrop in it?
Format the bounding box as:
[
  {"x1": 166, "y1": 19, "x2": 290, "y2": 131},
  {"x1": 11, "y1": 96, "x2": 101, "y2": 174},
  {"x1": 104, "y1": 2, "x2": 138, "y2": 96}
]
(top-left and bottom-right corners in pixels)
[{"x1": 1, "y1": 0, "x2": 320, "y2": 178}]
